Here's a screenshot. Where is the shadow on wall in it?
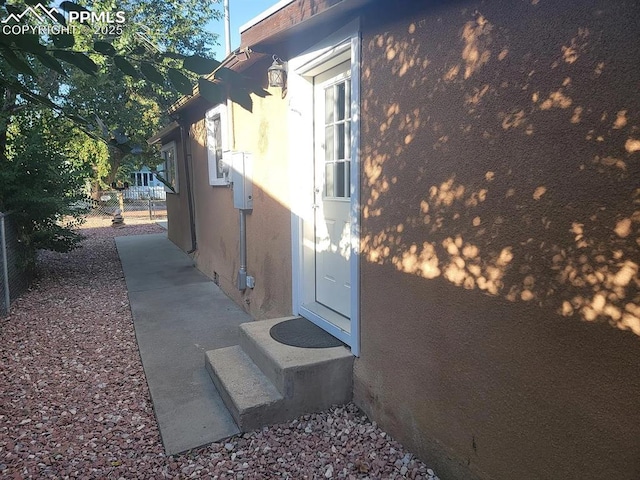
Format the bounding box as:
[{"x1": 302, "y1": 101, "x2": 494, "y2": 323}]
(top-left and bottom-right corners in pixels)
[{"x1": 361, "y1": 0, "x2": 640, "y2": 335}]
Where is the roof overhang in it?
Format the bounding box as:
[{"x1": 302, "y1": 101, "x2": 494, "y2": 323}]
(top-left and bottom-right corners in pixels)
[
  {"x1": 157, "y1": 0, "x2": 374, "y2": 127},
  {"x1": 167, "y1": 46, "x2": 268, "y2": 115},
  {"x1": 239, "y1": 0, "x2": 296, "y2": 33},
  {"x1": 240, "y1": 0, "x2": 374, "y2": 57},
  {"x1": 147, "y1": 120, "x2": 179, "y2": 145}
]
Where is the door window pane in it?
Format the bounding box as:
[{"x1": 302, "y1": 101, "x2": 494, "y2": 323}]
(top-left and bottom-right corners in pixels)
[
  {"x1": 325, "y1": 163, "x2": 335, "y2": 197},
  {"x1": 345, "y1": 160, "x2": 351, "y2": 197},
  {"x1": 335, "y1": 161, "x2": 346, "y2": 197},
  {"x1": 345, "y1": 79, "x2": 351, "y2": 119},
  {"x1": 345, "y1": 122, "x2": 351, "y2": 159},
  {"x1": 325, "y1": 86, "x2": 334, "y2": 124},
  {"x1": 337, "y1": 123, "x2": 345, "y2": 160},
  {"x1": 325, "y1": 125, "x2": 334, "y2": 162},
  {"x1": 322, "y1": 78, "x2": 351, "y2": 199},
  {"x1": 336, "y1": 82, "x2": 345, "y2": 121}
]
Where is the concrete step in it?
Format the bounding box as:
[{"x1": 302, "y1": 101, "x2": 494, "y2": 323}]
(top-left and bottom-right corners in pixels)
[
  {"x1": 205, "y1": 317, "x2": 354, "y2": 433},
  {"x1": 238, "y1": 317, "x2": 353, "y2": 417},
  {"x1": 204, "y1": 345, "x2": 284, "y2": 432}
]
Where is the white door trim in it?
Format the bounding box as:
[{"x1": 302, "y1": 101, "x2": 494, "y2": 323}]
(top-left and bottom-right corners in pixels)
[{"x1": 289, "y1": 19, "x2": 361, "y2": 356}]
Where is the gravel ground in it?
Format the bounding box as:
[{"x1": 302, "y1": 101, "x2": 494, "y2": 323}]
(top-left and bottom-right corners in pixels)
[{"x1": 0, "y1": 220, "x2": 438, "y2": 479}]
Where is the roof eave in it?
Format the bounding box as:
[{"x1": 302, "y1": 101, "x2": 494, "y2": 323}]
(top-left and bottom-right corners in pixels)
[
  {"x1": 167, "y1": 46, "x2": 258, "y2": 115},
  {"x1": 147, "y1": 120, "x2": 179, "y2": 145}
]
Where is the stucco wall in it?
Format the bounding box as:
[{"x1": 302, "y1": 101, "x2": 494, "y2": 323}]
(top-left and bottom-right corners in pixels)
[
  {"x1": 186, "y1": 88, "x2": 292, "y2": 319},
  {"x1": 232, "y1": 89, "x2": 293, "y2": 318},
  {"x1": 164, "y1": 130, "x2": 193, "y2": 252},
  {"x1": 355, "y1": 1, "x2": 640, "y2": 479}
]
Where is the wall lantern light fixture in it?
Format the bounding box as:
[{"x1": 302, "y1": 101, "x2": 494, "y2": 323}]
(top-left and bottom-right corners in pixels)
[{"x1": 267, "y1": 55, "x2": 287, "y2": 89}]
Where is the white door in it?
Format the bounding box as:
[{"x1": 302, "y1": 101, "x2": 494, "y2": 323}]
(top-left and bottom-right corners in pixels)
[
  {"x1": 289, "y1": 29, "x2": 361, "y2": 354},
  {"x1": 314, "y1": 62, "x2": 352, "y2": 318}
]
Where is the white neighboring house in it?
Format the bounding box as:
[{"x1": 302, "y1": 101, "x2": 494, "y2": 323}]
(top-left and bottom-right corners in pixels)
[{"x1": 126, "y1": 166, "x2": 166, "y2": 200}]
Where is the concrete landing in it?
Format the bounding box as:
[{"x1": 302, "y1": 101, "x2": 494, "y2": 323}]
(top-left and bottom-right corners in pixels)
[
  {"x1": 116, "y1": 233, "x2": 250, "y2": 455},
  {"x1": 205, "y1": 317, "x2": 353, "y2": 432}
]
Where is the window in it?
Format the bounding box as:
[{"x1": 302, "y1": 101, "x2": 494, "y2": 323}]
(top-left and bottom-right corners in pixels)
[
  {"x1": 130, "y1": 172, "x2": 152, "y2": 187},
  {"x1": 160, "y1": 141, "x2": 178, "y2": 193},
  {"x1": 206, "y1": 104, "x2": 229, "y2": 186},
  {"x1": 322, "y1": 75, "x2": 351, "y2": 198}
]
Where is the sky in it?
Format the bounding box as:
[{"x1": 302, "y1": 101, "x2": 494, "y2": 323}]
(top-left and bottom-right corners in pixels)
[
  {"x1": 42, "y1": 0, "x2": 279, "y2": 61},
  {"x1": 207, "y1": 0, "x2": 280, "y2": 61}
]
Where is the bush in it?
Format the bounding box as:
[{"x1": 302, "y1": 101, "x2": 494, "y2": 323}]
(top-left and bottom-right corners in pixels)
[{"x1": 0, "y1": 109, "x2": 90, "y2": 268}]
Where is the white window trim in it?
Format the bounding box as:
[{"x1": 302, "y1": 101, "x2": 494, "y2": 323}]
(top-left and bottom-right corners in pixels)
[
  {"x1": 161, "y1": 141, "x2": 178, "y2": 194},
  {"x1": 206, "y1": 104, "x2": 230, "y2": 186}
]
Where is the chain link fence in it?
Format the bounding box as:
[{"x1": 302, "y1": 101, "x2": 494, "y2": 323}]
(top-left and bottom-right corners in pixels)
[
  {"x1": 84, "y1": 187, "x2": 167, "y2": 222},
  {"x1": 1, "y1": 186, "x2": 167, "y2": 315},
  {"x1": 1, "y1": 213, "x2": 33, "y2": 316}
]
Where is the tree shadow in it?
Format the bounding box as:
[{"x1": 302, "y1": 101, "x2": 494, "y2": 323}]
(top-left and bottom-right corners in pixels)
[{"x1": 360, "y1": 0, "x2": 640, "y2": 336}]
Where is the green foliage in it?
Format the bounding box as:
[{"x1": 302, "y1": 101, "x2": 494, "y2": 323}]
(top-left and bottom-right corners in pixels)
[
  {"x1": 0, "y1": 109, "x2": 89, "y2": 261},
  {"x1": 0, "y1": 0, "x2": 271, "y2": 264},
  {"x1": 66, "y1": 132, "x2": 110, "y2": 187},
  {"x1": 184, "y1": 55, "x2": 221, "y2": 75},
  {"x1": 0, "y1": 0, "x2": 270, "y2": 121},
  {"x1": 52, "y1": 0, "x2": 266, "y2": 188}
]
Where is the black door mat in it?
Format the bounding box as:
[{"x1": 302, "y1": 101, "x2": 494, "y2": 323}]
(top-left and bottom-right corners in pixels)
[{"x1": 269, "y1": 317, "x2": 346, "y2": 348}]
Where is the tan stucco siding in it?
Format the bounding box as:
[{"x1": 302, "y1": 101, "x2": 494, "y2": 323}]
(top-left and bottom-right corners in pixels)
[
  {"x1": 232, "y1": 91, "x2": 293, "y2": 318},
  {"x1": 355, "y1": 1, "x2": 640, "y2": 479},
  {"x1": 164, "y1": 131, "x2": 193, "y2": 252},
  {"x1": 188, "y1": 116, "x2": 238, "y2": 295},
  {"x1": 187, "y1": 89, "x2": 292, "y2": 319},
  {"x1": 166, "y1": 193, "x2": 192, "y2": 252}
]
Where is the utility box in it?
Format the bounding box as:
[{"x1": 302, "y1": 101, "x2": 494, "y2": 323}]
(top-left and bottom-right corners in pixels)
[{"x1": 232, "y1": 152, "x2": 253, "y2": 210}]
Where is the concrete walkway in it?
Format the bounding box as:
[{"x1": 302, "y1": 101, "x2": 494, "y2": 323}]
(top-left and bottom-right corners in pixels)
[{"x1": 115, "y1": 233, "x2": 250, "y2": 455}]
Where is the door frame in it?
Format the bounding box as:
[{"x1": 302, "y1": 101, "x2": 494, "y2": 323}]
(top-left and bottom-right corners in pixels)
[{"x1": 289, "y1": 20, "x2": 361, "y2": 356}]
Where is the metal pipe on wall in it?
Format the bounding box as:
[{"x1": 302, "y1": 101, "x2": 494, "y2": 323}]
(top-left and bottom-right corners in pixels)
[
  {"x1": 238, "y1": 209, "x2": 247, "y2": 290},
  {"x1": 224, "y1": 0, "x2": 247, "y2": 291},
  {"x1": 225, "y1": 0, "x2": 235, "y2": 151},
  {"x1": 180, "y1": 123, "x2": 197, "y2": 253}
]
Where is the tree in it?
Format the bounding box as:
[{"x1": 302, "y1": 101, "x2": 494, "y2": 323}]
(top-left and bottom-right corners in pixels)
[
  {"x1": 61, "y1": 0, "x2": 222, "y2": 194},
  {"x1": 0, "y1": 107, "x2": 89, "y2": 260},
  {"x1": 0, "y1": 0, "x2": 268, "y2": 147},
  {"x1": 0, "y1": 0, "x2": 269, "y2": 260}
]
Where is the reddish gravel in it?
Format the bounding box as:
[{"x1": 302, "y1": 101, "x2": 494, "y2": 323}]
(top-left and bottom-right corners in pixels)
[{"x1": 0, "y1": 220, "x2": 438, "y2": 479}]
